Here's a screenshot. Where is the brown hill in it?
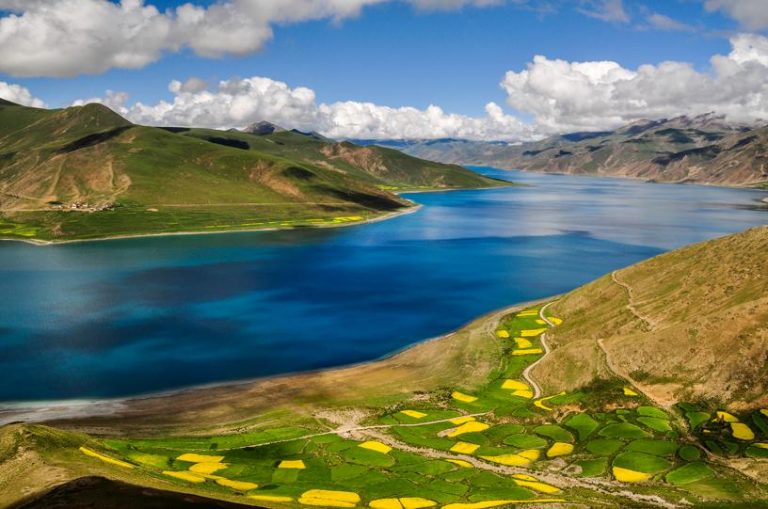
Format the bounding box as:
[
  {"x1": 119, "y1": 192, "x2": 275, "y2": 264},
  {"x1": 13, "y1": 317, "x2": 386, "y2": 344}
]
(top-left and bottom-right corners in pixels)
[{"x1": 536, "y1": 225, "x2": 768, "y2": 409}]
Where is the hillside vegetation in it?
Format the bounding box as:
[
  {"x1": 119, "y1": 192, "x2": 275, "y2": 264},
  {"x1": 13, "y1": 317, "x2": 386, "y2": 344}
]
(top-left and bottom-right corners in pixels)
[
  {"x1": 0, "y1": 101, "x2": 504, "y2": 242},
  {"x1": 376, "y1": 114, "x2": 768, "y2": 187},
  {"x1": 537, "y1": 226, "x2": 768, "y2": 408}
]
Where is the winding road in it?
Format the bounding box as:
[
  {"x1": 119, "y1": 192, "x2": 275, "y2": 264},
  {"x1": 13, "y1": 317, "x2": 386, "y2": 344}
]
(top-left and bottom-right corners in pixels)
[{"x1": 520, "y1": 301, "x2": 556, "y2": 399}]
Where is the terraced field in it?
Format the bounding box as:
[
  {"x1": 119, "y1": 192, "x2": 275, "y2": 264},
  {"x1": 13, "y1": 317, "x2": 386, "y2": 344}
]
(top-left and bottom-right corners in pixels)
[{"x1": 22, "y1": 305, "x2": 764, "y2": 508}]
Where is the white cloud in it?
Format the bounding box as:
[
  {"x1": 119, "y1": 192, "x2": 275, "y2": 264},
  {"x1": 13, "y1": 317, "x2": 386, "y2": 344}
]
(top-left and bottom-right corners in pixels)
[
  {"x1": 704, "y1": 0, "x2": 768, "y2": 31},
  {"x1": 501, "y1": 33, "x2": 768, "y2": 132},
  {"x1": 78, "y1": 75, "x2": 538, "y2": 141},
  {"x1": 0, "y1": 80, "x2": 45, "y2": 107},
  {"x1": 0, "y1": 0, "x2": 506, "y2": 77},
  {"x1": 645, "y1": 13, "x2": 694, "y2": 32},
  {"x1": 577, "y1": 0, "x2": 629, "y2": 23},
  {"x1": 61, "y1": 33, "x2": 768, "y2": 140}
]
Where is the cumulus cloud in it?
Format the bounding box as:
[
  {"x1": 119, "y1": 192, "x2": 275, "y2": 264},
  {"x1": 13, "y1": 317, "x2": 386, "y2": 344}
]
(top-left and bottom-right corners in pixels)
[
  {"x1": 501, "y1": 33, "x2": 768, "y2": 132},
  {"x1": 704, "y1": 0, "x2": 768, "y2": 31},
  {"x1": 78, "y1": 75, "x2": 538, "y2": 141},
  {"x1": 0, "y1": 80, "x2": 45, "y2": 107},
  {"x1": 0, "y1": 0, "x2": 506, "y2": 77},
  {"x1": 63, "y1": 33, "x2": 768, "y2": 140}
]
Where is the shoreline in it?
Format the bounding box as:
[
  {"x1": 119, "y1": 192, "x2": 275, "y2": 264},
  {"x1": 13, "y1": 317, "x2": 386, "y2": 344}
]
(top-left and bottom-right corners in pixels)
[
  {"x1": 495, "y1": 166, "x2": 768, "y2": 191},
  {"x1": 0, "y1": 202, "x2": 424, "y2": 247},
  {"x1": 0, "y1": 181, "x2": 515, "y2": 247},
  {"x1": 0, "y1": 296, "x2": 551, "y2": 426}
]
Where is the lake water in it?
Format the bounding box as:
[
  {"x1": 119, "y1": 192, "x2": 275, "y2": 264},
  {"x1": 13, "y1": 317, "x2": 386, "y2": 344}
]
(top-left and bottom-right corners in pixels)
[{"x1": 1, "y1": 168, "x2": 766, "y2": 403}]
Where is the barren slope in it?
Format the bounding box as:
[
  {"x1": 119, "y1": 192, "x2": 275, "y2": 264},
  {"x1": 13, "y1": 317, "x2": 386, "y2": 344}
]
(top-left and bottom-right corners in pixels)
[{"x1": 536, "y1": 226, "x2": 768, "y2": 408}]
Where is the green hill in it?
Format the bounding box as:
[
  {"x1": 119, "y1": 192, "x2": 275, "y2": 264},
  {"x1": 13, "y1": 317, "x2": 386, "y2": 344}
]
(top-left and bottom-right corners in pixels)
[{"x1": 0, "y1": 101, "x2": 505, "y2": 242}]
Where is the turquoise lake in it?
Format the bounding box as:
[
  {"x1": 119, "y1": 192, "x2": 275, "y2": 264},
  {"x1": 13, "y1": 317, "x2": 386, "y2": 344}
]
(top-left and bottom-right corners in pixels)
[{"x1": 1, "y1": 167, "x2": 766, "y2": 402}]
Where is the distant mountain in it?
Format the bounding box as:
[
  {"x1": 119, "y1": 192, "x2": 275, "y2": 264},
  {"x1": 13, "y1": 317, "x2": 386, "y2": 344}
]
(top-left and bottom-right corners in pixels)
[
  {"x1": 242, "y1": 120, "x2": 285, "y2": 135},
  {"x1": 371, "y1": 114, "x2": 768, "y2": 187},
  {"x1": 0, "y1": 100, "x2": 506, "y2": 241}
]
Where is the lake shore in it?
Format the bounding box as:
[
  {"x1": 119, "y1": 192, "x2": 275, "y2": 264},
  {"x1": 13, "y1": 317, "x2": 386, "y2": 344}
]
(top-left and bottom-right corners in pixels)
[
  {"x1": 0, "y1": 202, "x2": 424, "y2": 247},
  {"x1": 0, "y1": 297, "x2": 547, "y2": 430}
]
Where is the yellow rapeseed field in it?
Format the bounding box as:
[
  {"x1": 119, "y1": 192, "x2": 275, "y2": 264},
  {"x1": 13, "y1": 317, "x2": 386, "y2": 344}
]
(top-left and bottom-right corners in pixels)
[
  {"x1": 520, "y1": 328, "x2": 547, "y2": 337},
  {"x1": 501, "y1": 379, "x2": 533, "y2": 398},
  {"x1": 496, "y1": 330, "x2": 510, "y2": 338},
  {"x1": 535, "y1": 319, "x2": 546, "y2": 325},
  {"x1": 717, "y1": 411, "x2": 739, "y2": 423},
  {"x1": 513, "y1": 479, "x2": 561, "y2": 494},
  {"x1": 512, "y1": 348, "x2": 543, "y2": 356},
  {"x1": 163, "y1": 471, "x2": 206, "y2": 483},
  {"x1": 450, "y1": 416, "x2": 476, "y2": 425},
  {"x1": 370, "y1": 497, "x2": 437, "y2": 509},
  {"x1": 278, "y1": 460, "x2": 306, "y2": 469},
  {"x1": 513, "y1": 337, "x2": 533, "y2": 348},
  {"x1": 451, "y1": 391, "x2": 478, "y2": 403},
  {"x1": 359, "y1": 441, "x2": 392, "y2": 454},
  {"x1": 79, "y1": 447, "x2": 134, "y2": 469},
  {"x1": 401, "y1": 410, "x2": 427, "y2": 419},
  {"x1": 612, "y1": 467, "x2": 651, "y2": 483},
  {"x1": 546, "y1": 442, "x2": 574, "y2": 458},
  {"x1": 731, "y1": 422, "x2": 755, "y2": 440},
  {"x1": 446, "y1": 459, "x2": 474, "y2": 468},
  {"x1": 248, "y1": 495, "x2": 294, "y2": 503},
  {"x1": 299, "y1": 489, "x2": 361, "y2": 507},
  {"x1": 480, "y1": 449, "x2": 540, "y2": 466},
  {"x1": 549, "y1": 317, "x2": 563, "y2": 325},
  {"x1": 450, "y1": 441, "x2": 480, "y2": 454},
  {"x1": 623, "y1": 387, "x2": 639, "y2": 397},
  {"x1": 447, "y1": 421, "x2": 490, "y2": 437},
  {"x1": 442, "y1": 499, "x2": 564, "y2": 509},
  {"x1": 189, "y1": 462, "x2": 227, "y2": 474},
  {"x1": 501, "y1": 379, "x2": 528, "y2": 391},
  {"x1": 216, "y1": 478, "x2": 258, "y2": 491},
  {"x1": 177, "y1": 453, "x2": 225, "y2": 463},
  {"x1": 516, "y1": 310, "x2": 539, "y2": 317}
]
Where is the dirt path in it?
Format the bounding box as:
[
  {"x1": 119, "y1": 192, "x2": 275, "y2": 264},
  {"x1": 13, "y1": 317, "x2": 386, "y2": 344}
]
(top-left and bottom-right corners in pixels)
[
  {"x1": 217, "y1": 412, "x2": 492, "y2": 452},
  {"x1": 521, "y1": 301, "x2": 556, "y2": 399},
  {"x1": 611, "y1": 270, "x2": 656, "y2": 331}
]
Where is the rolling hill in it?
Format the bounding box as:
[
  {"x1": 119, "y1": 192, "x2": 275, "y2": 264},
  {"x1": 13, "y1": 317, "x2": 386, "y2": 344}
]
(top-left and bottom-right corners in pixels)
[
  {"x1": 537, "y1": 225, "x2": 768, "y2": 409},
  {"x1": 367, "y1": 114, "x2": 768, "y2": 187},
  {"x1": 0, "y1": 100, "x2": 505, "y2": 242}
]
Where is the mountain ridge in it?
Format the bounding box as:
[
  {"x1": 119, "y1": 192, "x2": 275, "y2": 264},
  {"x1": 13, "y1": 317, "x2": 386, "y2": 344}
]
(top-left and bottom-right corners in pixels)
[{"x1": 363, "y1": 114, "x2": 768, "y2": 187}]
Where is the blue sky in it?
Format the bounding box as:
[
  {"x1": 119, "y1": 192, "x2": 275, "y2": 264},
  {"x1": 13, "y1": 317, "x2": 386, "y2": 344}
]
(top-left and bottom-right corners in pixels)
[
  {"x1": 1, "y1": 0, "x2": 766, "y2": 139},
  {"x1": 5, "y1": 0, "x2": 738, "y2": 113}
]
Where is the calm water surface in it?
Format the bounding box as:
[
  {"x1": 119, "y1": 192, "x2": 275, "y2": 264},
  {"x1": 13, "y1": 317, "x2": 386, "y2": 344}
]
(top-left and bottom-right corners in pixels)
[{"x1": 1, "y1": 168, "x2": 766, "y2": 402}]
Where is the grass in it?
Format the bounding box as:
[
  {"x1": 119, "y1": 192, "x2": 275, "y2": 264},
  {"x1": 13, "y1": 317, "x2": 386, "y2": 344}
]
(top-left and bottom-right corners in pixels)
[
  {"x1": 665, "y1": 462, "x2": 714, "y2": 485},
  {"x1": 613, "y1": 452, "x2": 672, "y2": 474}
]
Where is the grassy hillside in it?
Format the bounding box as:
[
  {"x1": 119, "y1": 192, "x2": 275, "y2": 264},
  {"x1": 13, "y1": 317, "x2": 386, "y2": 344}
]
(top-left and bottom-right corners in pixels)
[
  {"x1": 0, "y1": 101, "x2": 505, "y2": 242},
  {"x1": 537, "y1": 226, "x2": 768, "y2": 408},
  {"x1": 3, "y1": 228, "x2": 768, "y2": 508}
]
